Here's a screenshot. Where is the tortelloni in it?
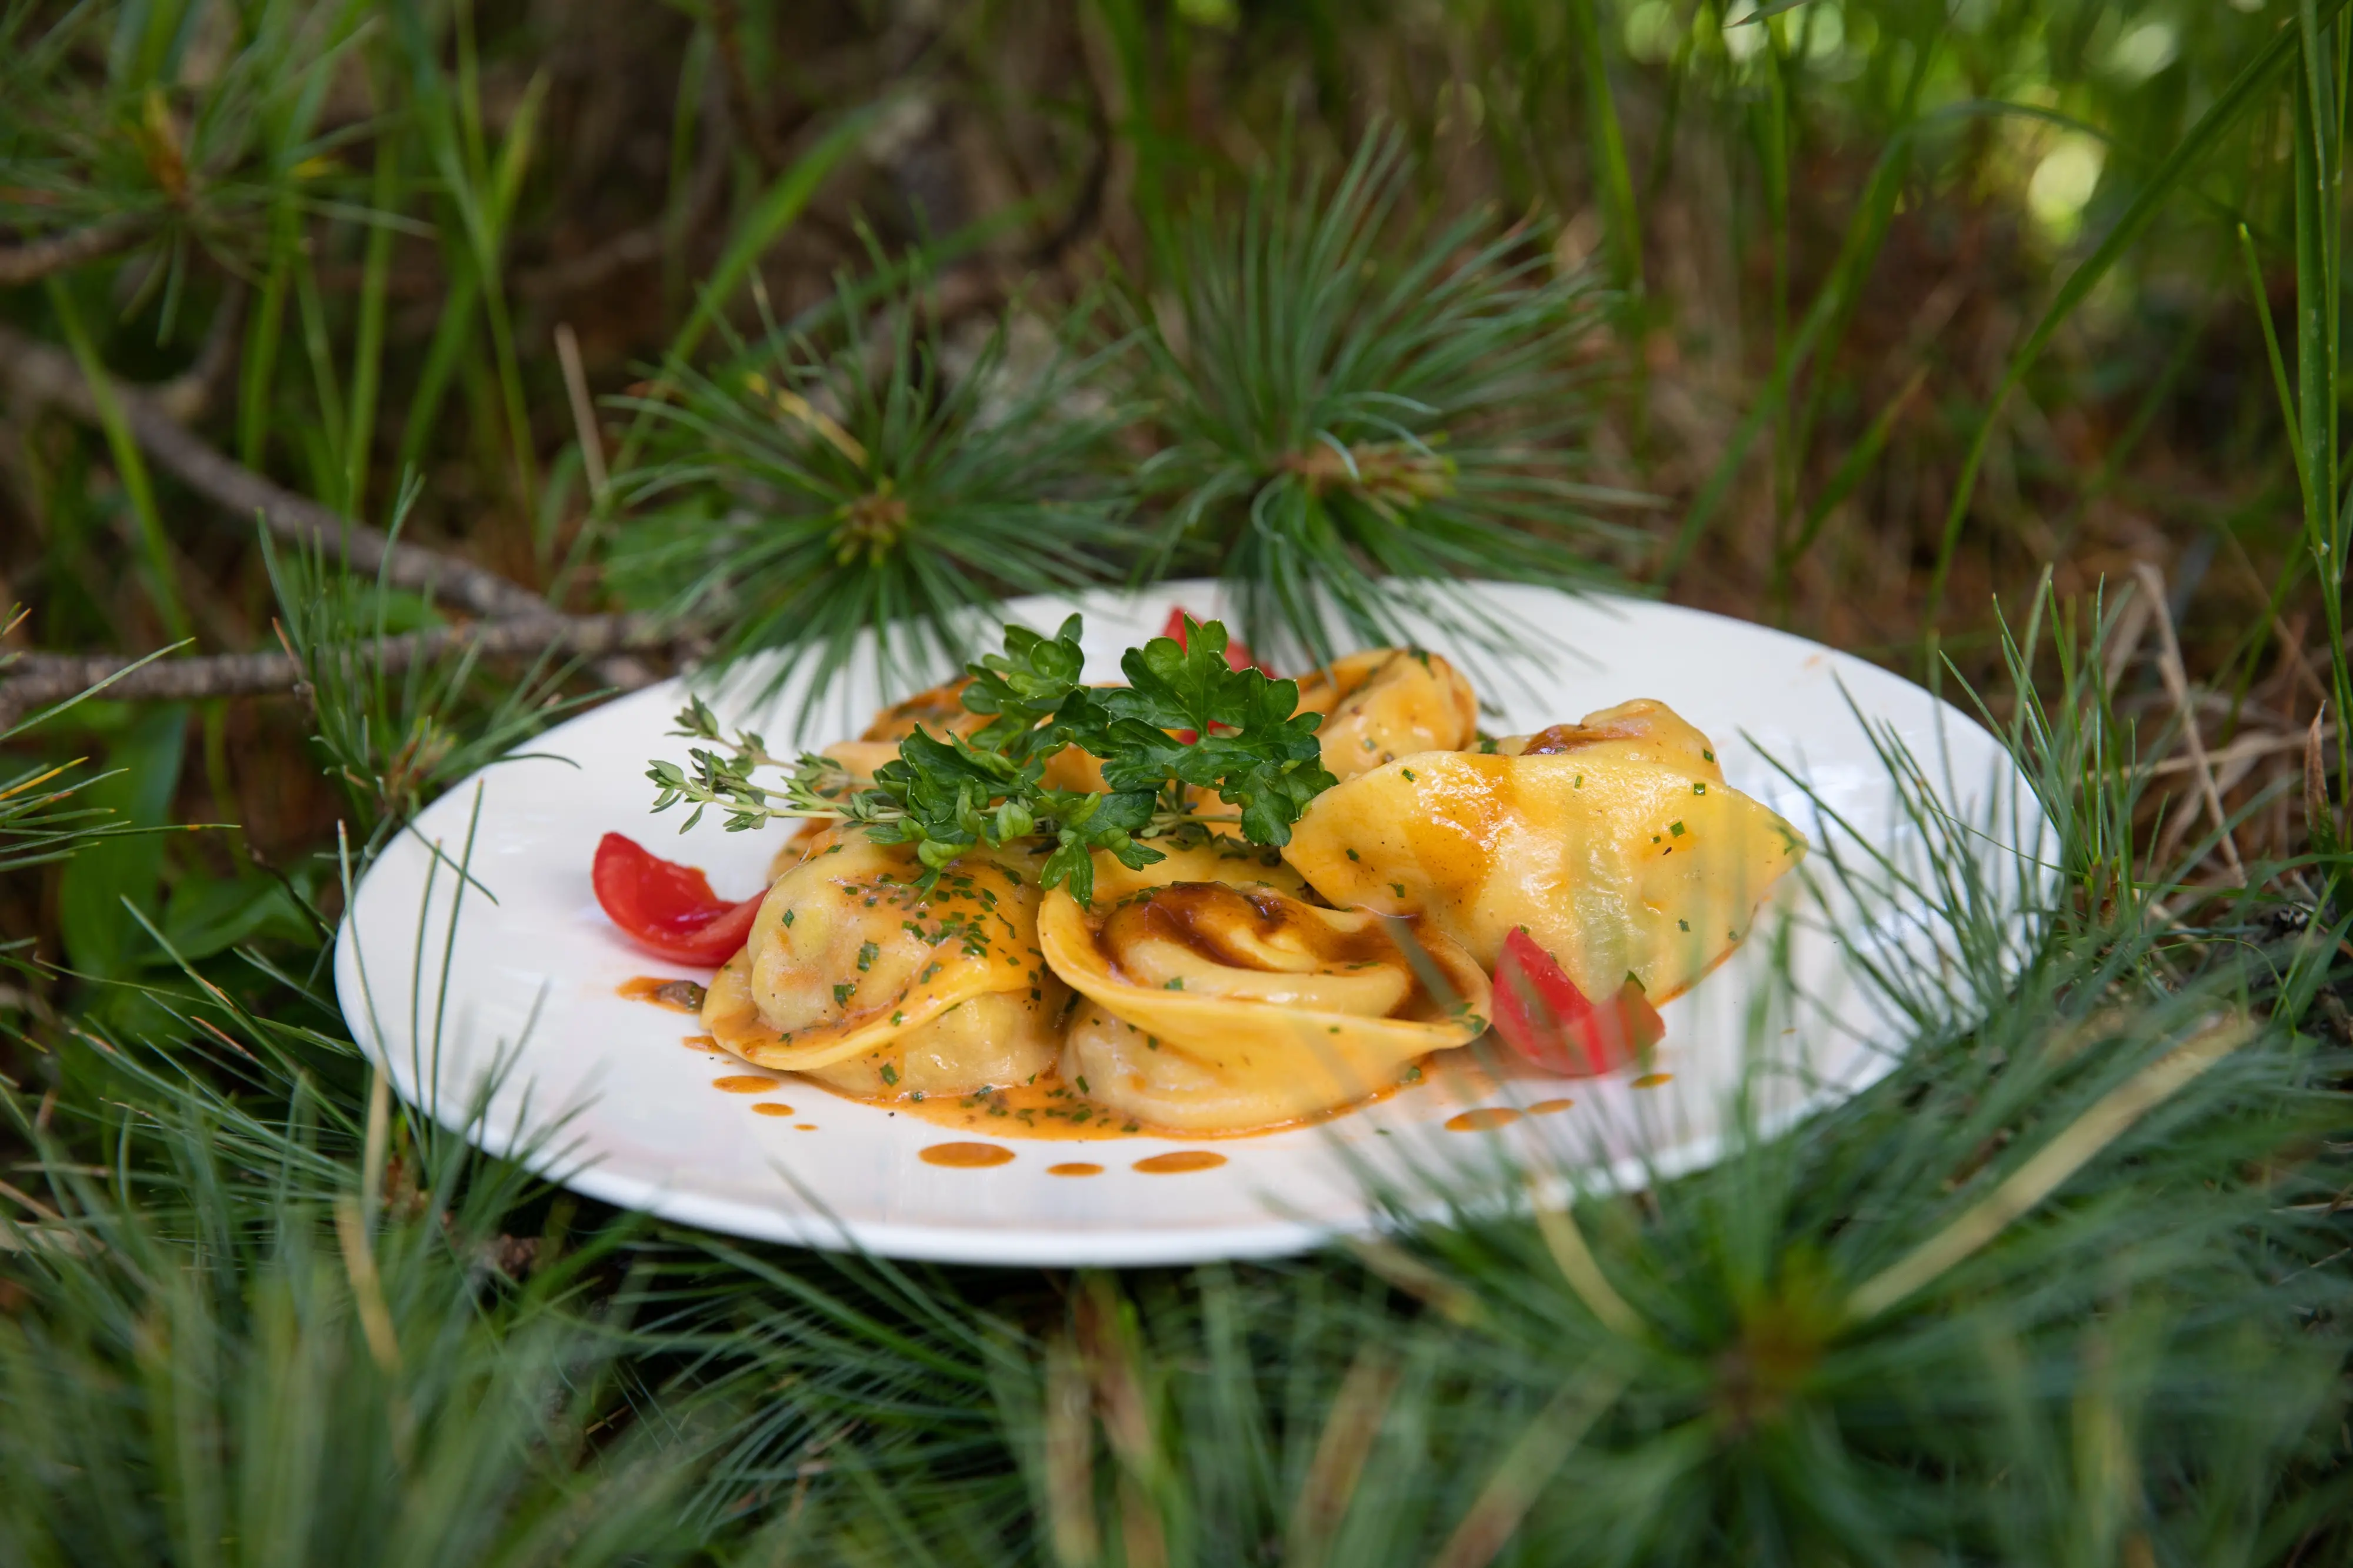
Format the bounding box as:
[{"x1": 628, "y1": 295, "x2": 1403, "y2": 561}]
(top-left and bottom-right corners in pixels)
[
  {"x1": 1038, "y1": 875, "x2": 1491, "y2": 1133},
  {"x1": 1292, "y1": 649, "x2": 1479, "y2": 779},
  {"x1": 1282, "y1": 699, "x2": 1806, "y2": 1002},
  {"x1": 703, "y1": 829, "x2": 1066, "y2": 1098},
  {"x1": 1492, "y1": 699, "x2": 1721, "y2": 778}
]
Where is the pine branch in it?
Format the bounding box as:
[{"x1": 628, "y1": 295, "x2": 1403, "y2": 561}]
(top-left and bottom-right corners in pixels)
[
  {"x1": 0, "y1": 216, "x2": 149, "y2": 287},
  {"x1": 0, "y1": 615, "x2": 672, "y2": 732},
  {"x1": 0, "y1": 323, "x2": 553, "y2": 621},
  {"x1": 612, "y1": 275, "x2": 1131, "y2": 708}
]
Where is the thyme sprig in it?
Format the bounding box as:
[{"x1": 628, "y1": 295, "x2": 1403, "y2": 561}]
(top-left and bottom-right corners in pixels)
[{"x1": 646, "y1": 614, "x2": 1337, "y2": 903}]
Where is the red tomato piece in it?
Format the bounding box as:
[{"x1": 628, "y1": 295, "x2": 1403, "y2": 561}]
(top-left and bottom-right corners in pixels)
[
  {"x1": 1161, "y1": 608, "x2": 1265, "y2": 742},
  {"x1": 591, "y1": 832, "x2": 762, "y2": 966},
  {"x1": 1489, "y1": 927, "x2": 1664, "y2": 1077},
  {"x1": 1160, "y1": 607, "x2": 1262, "y2": 674}
]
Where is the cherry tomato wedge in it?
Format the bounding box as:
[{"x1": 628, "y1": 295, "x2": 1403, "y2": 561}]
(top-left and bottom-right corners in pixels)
[
  {"x1": 591, "y1": 832, "x2": 762, "y2": 966},
  {"x1": 1161, "y1": 607, "x2": 1263, "y2": 673},
  {"x1": 1489, "y1": 927, "x2": 1664, "y2": 1077},
  {"x1": 1161, "y1": 608, "x2": 1265, "y2": 743}
]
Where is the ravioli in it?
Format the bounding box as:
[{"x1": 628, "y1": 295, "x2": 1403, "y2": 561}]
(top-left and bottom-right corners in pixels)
[
  {"x1": 1292, "y1": 648, "x2": 1480, "y2": 779},
  {"x1": 704, "y1": 828, "x2": 1065, "y2": 1097},
  {"x1": 1040, "y1": 876, "x2": 1489, "y2": 1133},
  {"x1": 1283, "y1": 700, "x2": 1805, "y2": 1001}
]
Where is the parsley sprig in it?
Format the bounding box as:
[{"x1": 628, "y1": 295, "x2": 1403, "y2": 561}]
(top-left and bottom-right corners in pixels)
[{"x1": 646, "y1": 615, "x2": 1337, "y2": 903}]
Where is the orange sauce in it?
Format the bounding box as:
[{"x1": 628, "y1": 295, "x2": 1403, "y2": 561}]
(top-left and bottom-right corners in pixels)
[
  {"x1": 1631, "y1": 1072, "x2": 1674, "y2": 1089},
  {"x1": 751, "y1": 1103, "x2": 796, "y2": 1117},
  {"x1": 712, "y1": 1075, "x2": 781, "y2": 1093},
  {"x1": 1529, "y1": 1097, "x2": 1576, "y2": 1115},
  {"x1": 920, "y1": 1142, "x2": 1014, "y2": 1168},
  {"x1": 682, "y1": 1034, "x2": 719, "y2": 1052},
  {"x1": 1134, "y1": 1150, "x2": 1225, "y2": 1174},
  {"x1": 827, "y1": 1064, "x2": 1425, "y2": 1142},
  {"x1": 1445, "y1": 1106, "x2": 1524, "y2": 1132},
  {"x1": 1048, "y1": 1162, "x2": 1104, "y2": 1177},
  {"x1": 619, "y1": 976, "x2": 706, "y2": 1012},
  {"x1": 795, "y1": 1123, "x2": 817, "y2": 1130},
  {"x1": 856, "y1": 1077, "x2": 1148, "y2": 1140}
]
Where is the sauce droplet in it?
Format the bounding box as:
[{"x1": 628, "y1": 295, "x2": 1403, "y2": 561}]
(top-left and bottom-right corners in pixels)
[
  {"x1": 1134, "y1": 1150, "x2": 1225, "y2": 1174},
  {"x1": 751, "y1": 1103, "x2": 796, "y2": 1117},
  {"x1": 712, "y1": 1075, "x2": 779, "y2": 1093},
  {"x1": 681, "y1": 1034, "x2": 718, "y2": 1052},
  {"x1": 1631, "y1": 1072, "x2": 1674, "y2": 1089},
  {"x1": 619, "y1": 976, "x2": 706, "y2": 1012},
  {"x1": 1528, "y1": 1098, "x2": 1575, "y2": 1115},
  {"x1": 795, "y1": 1123, "x2": 817, "y2": 1130},
  {"x1": 1048, "y1": 1162, "x2": 1104, "y2": 1177},
  {"x1": 921, "y1": 1142, "x2": 1014, "y2": 1167},
  {"x1": 1445, "y1": 1107, "x2": 1524, "y2": 1132}
]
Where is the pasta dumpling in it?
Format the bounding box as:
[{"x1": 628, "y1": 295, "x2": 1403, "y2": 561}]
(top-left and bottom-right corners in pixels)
[
  {"x1": 704, "y1": 828, "x2": 1065, "y2": 1097},
  {"x1": 815, "y1": 676, "x2": 992, "y2": 789},
  {"x1": 1492, "y1": 699, "x2": 1721, "y2": 778},
  {"x1": 1282, "y1": 699, "x2": 1805, "y2": 1002},
  {"x1": 1293, "y1": 649, "x2": 1479, "y2": 779},
  {"x1": 1039, "y1": 875, "x2": 1489, "y2": 1133},
  {"x1": 1084, "y1": 835, "x2": 1314, "y2": 904},
  {"x1": 776, "y1": 678, "x2": 1111, "y2": 875}
]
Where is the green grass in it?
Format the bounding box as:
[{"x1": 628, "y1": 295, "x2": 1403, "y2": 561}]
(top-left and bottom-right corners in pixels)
[{"x1": 4, "y1": 0, "x2": 2352, "y2": 1559}]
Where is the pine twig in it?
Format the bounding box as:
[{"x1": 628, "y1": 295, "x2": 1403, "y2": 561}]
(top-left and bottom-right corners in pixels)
[
  {"x1": 1845, "y1": 1014, "x2": 2254, "y2": 1322},
  {"x1": 0, "y1": 322, "x2": 552, "y2": 620},
  {"x1": 0, "y1": 216, "x2": 149, "y2": 287},
  {"x1": 0, "y1": 615, "x2": 671, "y2": 730}
]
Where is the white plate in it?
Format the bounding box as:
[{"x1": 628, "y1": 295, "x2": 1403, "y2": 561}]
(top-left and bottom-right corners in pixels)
[{"x1": 335, "y1": 582, "x2": 2045, "y2": 1266}]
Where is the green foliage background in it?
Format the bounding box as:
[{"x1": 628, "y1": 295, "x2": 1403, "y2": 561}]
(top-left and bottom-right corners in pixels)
[{"x1": 4, "y1": 0, "x2": 2353, "y2": 1562}]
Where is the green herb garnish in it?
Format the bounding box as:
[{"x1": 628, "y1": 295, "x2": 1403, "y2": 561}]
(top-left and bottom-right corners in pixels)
[{"x1": 646, "y1": 613, "x2": 1338, "y2": 903}]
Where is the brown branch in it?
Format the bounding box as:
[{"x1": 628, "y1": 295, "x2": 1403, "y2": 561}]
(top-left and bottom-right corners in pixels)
[
  {"x1": 0, "y1": 216, "x2": 149, "y2": 288},
  {"x1": 0, "y1": 322, "x2": 553, "y2": 621},
  {"x1": 0, "y1": 615, "x2": 675, "y2": 731}
]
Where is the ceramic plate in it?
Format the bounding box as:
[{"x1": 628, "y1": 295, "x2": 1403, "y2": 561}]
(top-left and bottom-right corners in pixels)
[{"x1": 334, "y1": 581, "x2": 2045, "y2": 1266}]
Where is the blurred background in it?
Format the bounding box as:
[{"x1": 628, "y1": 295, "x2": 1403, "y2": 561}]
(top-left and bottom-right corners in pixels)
[
  {"x1": 1, "y1": 0, "x2": 2327, "y2": 908},
  {"x1": 4, "y1": 4, "x2": 2350, "y2": 1561}
]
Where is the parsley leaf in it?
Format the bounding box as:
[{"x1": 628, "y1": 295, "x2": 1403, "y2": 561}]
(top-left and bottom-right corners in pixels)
[
  {"x1": 1096, "y1": 619, "x2": 1336, "y2": 845},
  {"x1": 646, "y1": 613, "x2": 1335, "y2": 900},
  {"x1": 959, "y1": 614, "x2": 1096, "y2": 763}
]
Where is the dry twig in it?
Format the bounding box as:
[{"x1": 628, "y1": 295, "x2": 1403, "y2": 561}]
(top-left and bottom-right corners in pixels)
[
  {"x1": 0, "y1": 614, "x2": 672, "y2": 731},
  {"x1": 2134, "y1": 562, "x2": 2245, "y2": 880},
  {"x1": 0, "y1": 217, "x2": 149, "y2": 287},
  {"x1": 0, "y1": 322, "x2": 552, "y2": 620},
  {"x1": 2144, "y1": 725, "x2": 2338, "y2": 778}
]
